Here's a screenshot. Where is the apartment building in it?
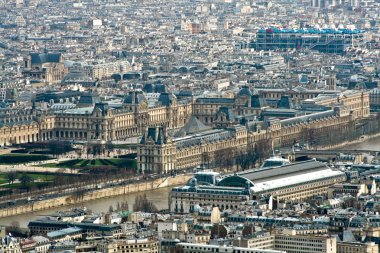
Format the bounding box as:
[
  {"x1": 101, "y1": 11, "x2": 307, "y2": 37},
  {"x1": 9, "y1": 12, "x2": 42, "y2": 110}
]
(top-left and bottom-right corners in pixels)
[
  {"x1": 336, "y1": 241, "x2": 378, "y2": 253},
  {"x1": 233, "y1": 233, "x2": 275, "y2": 249},
  {"x1": 98, "y1": 238, "x2": 158, "y2": 253},
  {"x1": 80, "y1": 60, "x2": 132, "y2": 80},
  {"x1": 274, "y1": 234, "x2": 336, "y2": 253},
  {"x1": 174, "y1": 243, "x2": 285, "y2": 253},
  {"x1": 23, "y1": 53, "x2": 67, "y2": 85},
  {"x1": 0, "y1": 236, "x2": 22, "y2": 253}
]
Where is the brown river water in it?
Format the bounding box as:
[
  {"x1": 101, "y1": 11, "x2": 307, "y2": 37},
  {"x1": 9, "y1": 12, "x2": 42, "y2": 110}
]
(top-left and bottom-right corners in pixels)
[{"x1": 0, "y1": 136, "x2": 379, "y2": 228}]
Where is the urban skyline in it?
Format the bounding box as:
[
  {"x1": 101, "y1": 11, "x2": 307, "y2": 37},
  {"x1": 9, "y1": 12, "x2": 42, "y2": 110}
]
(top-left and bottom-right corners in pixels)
[{"x1": 0, "y1": 0, "x2": 379, "y2": 252}]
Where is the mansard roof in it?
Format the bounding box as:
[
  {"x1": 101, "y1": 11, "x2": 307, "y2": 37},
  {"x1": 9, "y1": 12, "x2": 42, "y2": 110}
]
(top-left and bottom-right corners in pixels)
[
  {"x1": 30, "y1": 53, "x2": 61, "y2": 64},
  {"x1": 158, "y1": 92, "x2": 176, "y2": 106},
  {"x1": 277, "y1": 95, "x2": 294, "y2": 109},
  {"x1": 175, "y1": 129, "x2": 234, "y2": 149},
  {"x1": 195, "y1": 97, "x2": 235, "y2": 104},
  {"x1": 0, "y1": 117, "x2": 36, "y2": 128},
  {"x1": 214, "y1": 107, "x2": 235, "y2": 122},
  {"x1": 280, "y1": 110, "x2": 336, "y2": 127},
  {"x1": 251, "y1": 94, "x2": 267, "y2": 108},
  {"x1": 177, "y1": 116, "x2": 211, "y2": 136},
  {"x1": 140, "y1": 127, "x2": 167, "y2": 145},
  {"x1": 78, "y1": 93, "x2": 100, "y2": 106},
  {"x1": 123, "y1": 91, "x2": 147, "y2": 105}
]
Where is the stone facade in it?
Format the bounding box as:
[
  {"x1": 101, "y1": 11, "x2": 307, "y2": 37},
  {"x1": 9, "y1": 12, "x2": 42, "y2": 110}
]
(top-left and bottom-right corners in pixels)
[
  {"x1": 23, "y1": 53, "x2": 67, "y2": 85},
  {"x1": 169, "y1": 161, "x2": 346, "y2": 213},
  {"x1": 0, "y1": 91, "x2": 192, "y2": 145},
  {"x1": 0, "y1": 236, "x2": 22, "y2": 253},
  {"x1": 0, "y1": 89, "x2": 372, "y2": 174},
  {"x1": 51, "y1": 92, "x2": 191, "y2": 142},
  {"x1": 336, "y1": 241, "x2": 378, "y2": 253},
  {"x1": 0, "y1": 109, "x2": 40, "y2": 146},
  {"x1": 96, "y1": 238, "x2": 158, "y2": 253},
  {"x1": 138, "y1": 90, "x2": 370, "y2": 173}
]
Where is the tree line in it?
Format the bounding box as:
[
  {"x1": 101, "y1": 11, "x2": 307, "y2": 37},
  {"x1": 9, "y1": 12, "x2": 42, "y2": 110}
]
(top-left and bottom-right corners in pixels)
[{"x1": 202, "y1": 138, "x2": 273, "y2": 172}]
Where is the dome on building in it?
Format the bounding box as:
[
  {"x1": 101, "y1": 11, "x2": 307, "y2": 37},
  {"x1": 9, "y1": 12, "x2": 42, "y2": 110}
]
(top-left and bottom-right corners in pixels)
[
  {"x1": 123, "y1": 91, "x2": 147, "y2": 104},
  {"x1": 237, "y1": 85, "x2": 253, "y2": 97}
]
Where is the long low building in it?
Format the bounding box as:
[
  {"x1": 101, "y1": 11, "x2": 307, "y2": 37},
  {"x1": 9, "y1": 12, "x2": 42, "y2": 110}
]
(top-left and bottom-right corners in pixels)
[
  {"x1": 28, "y1": 220, "x2": 123, "y2": 238},
  {"x1": 249, "y1": 166, "x2": 346, "y2": 200},
  {"x1": 138, "y1": 89, "x2": 371, "y2": 173},
  {"x1": 233, "y1": 233, "x2": 337, "y2": 253},
  {"x1": 169, "y1": 160, "x2": 347, "y2": 213},
  {"x1": 175, "y1": 242, "x2": 286, "y2": 253}
]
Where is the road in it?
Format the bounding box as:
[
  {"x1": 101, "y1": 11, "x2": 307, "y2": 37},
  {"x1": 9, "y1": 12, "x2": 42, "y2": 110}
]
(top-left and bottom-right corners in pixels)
[{"x1": 0, "y1": 160, "x2": 75, "y2": 174}]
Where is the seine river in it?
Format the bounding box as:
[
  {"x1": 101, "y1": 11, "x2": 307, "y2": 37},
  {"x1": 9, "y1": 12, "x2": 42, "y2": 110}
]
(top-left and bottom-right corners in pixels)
[
  {"x1": 0, "y1": 136, "x2": 379, "y2": 228},
  {"x1": 341, "y1": 135, "x2": 380, "y2": 151},
  {"x1": 0, "y1": 187, "x2": 172, "y2": 228}
]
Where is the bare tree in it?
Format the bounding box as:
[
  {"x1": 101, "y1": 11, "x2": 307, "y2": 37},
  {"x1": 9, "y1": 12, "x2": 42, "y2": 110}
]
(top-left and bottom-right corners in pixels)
[
  {"x1": 236, "y1": 148, "x2": 256, "y2": 171},
  {"x1": 19, "y1": 173, "x2": 33, "y2": 190},
  {"x1": 201, "y1": 152, "x2": 211, "y2": 169},
  {"x1": 133, "y1": 194, "x2": 158, "y2": 213},
  {"x1": 254, "y1": 139, "x2": 272, "y2": 163},
  {"x1": 6, "y1": 172, "x2": 17, "y2": 186},
  {"x1": 47, "y1": 141, "x2": 72, "y2": 158},
  {"x1": 214, "y1": 147, "x2": 237, "y2": 171},
  {"x1": 156, "y1": 164, "x2": 163, "y2": 175},
  {"x1": 121, "y1": 201, "x2": 129, "y2": 211}
]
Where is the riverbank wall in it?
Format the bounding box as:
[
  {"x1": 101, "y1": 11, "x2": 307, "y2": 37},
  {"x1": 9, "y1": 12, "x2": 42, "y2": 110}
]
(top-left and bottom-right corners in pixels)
[
  {"x1": 320, "y1": 132, "x2": 380, "y2": 151},
  {"x1": 0, "y1": 174, "x2": 192, "y2": 218}
]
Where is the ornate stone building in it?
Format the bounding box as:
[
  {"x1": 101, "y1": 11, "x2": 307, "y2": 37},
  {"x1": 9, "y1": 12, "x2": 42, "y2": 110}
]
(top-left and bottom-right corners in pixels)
[
  {"x1": 138, "y1": 117, "x2": 248, "y2": 173},
  {"x1": 137, "y1": 89, "x2": 370, "y2": 173},
  {"x1": 193, "y1": 86, "x2": 268, "y2": 125},
  {"x1": 0, "y1": 236, "x2": 22, "y2": 253},
  {"x1": 0, "y1": 88, "x2": 372, "y2": 172},
  {"x1": 0, "y1": 109, "x2": 40, "y2": 146},
  {"x1": 169, "y1": 160, "x2": 346, "y2": 213},
  {"x1": 40, "y1": 91, "x2": 192, "y2": 142},
  {"x1": 0, "y1": 91, "x2": 192, "y2": 145},
  {"x1": 23, "y1": 53, "x2": 67, "y2": 84}
]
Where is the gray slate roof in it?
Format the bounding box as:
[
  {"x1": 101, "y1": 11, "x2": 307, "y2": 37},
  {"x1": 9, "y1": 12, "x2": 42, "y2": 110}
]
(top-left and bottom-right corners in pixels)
[
  {"x1": 30, "y1": 53, "x2": 61, "y2": 64},
  {"x1": 178, "y1": 116, "x2": 211, "y2": 136},
  {"x1": 281, "y1": 110, "x2": 336, "y2": 127}
]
